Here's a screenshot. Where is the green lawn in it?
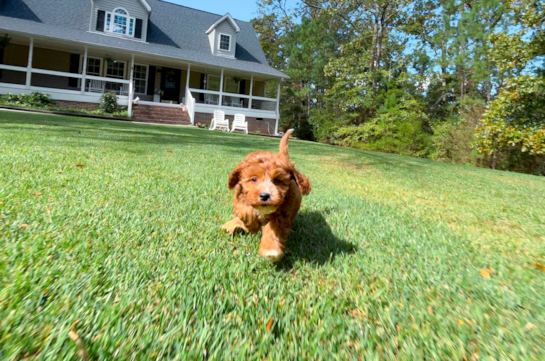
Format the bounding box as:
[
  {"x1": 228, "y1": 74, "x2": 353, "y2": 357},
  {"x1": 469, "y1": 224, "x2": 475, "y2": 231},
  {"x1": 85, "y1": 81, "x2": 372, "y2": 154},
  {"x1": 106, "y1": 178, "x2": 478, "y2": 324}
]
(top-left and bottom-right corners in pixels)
[{"x1": 1, "y1": 110, "x2": 544, "y2": 360}]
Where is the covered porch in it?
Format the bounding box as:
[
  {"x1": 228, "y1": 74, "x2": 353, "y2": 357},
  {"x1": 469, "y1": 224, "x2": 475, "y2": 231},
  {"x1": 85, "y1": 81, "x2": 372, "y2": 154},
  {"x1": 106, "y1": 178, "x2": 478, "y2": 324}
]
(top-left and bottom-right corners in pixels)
[{"x1": 0, "y1": 34, "x2": 281, "y2": 132}]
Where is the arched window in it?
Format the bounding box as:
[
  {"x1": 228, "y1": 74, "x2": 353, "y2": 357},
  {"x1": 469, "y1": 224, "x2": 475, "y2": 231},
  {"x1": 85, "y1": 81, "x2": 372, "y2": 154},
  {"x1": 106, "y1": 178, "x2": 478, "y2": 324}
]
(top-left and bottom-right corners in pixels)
[{"x1": 105, "y1": 8, "x2": 135, "y2": 37}]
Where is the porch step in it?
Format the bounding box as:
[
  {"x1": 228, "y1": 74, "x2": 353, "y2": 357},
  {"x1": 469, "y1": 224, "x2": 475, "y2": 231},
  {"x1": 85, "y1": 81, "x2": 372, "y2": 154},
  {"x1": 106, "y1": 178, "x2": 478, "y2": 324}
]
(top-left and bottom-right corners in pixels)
[{"x1": 132, "y1": 104, "x2": 191, "y2": 125}]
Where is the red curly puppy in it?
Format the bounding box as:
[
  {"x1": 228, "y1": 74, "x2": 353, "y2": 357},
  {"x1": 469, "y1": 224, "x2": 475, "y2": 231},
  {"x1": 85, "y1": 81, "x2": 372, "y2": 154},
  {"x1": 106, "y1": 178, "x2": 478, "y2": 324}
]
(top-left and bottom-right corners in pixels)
[{"x1": 221, "y1": 129, "x2": 311, "y2": 261}]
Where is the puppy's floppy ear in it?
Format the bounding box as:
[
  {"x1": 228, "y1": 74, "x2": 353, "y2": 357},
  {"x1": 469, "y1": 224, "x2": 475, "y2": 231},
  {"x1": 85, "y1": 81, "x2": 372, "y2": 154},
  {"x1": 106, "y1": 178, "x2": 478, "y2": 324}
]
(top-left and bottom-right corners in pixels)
[
  {"x1": 291, "y1": 169, "x2": 311, "y2": 195},
  {"x1": 228, "y1": 163, "x2": 243, "y2": 189}
]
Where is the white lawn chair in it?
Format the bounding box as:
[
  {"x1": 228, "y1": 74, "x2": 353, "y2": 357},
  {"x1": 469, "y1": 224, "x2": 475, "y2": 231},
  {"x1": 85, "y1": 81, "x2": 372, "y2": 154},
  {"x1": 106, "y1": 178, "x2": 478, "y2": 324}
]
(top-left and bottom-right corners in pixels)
[
  {"x1": 204, "y1": 93, "x2": 218, "y2": 105},
  {"x1": 231, "y1": 113, "x2": 248, "y2": 134},
  {"x1": 209, "y1": 110, "x2": 229, "y2": 131},
  {"x1": 119, "y1": 83, "x2": 129, "y2": 96},
  {"x1": 88, "y1": 80, "x2": 105, "y2": 93}
]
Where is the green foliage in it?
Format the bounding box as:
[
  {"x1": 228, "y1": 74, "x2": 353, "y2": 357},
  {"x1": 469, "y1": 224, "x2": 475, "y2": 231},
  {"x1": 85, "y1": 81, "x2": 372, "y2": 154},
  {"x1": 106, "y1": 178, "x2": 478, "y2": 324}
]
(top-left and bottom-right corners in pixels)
[
  {"x1": 28, "y1": 91, "x2": 55, "y2": 107},
  {"x1": 99, "y1": 92, "x2": 118, "y2": 113},
  {"x1": 1, "y1": 93, "x2": 20, "y2": 103},
  {"x1": 430, "y1": 120, "x2": 479, "y2": 164},
  {"x1": 0, "y1": 92, "x2": 130, "y2": 119},
  {"x1": 474, "y1": 76, "x2": 545, "y2": 174},
  {"x1": 254, "y1": 0, "x2": 543, "y2": 175},
  {"x1": 0, "y1": 91, "x2": 54, "y2": 107},
  {"x1": 333, "y1": 99, "x2": 432, "y2": 156}
]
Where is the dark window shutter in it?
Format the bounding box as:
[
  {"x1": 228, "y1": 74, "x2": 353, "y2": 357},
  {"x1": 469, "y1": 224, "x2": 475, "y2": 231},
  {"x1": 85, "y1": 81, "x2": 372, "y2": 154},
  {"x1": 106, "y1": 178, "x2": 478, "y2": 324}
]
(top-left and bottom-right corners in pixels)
[
  {"x1": 147, "y1": 66, "x2": 156, "y2": 95},
  {"x1": 199, "y1": 73, "x2": 205, "y2": 102},
  {"x1": 68, "y1": 54, "x2": 80, "y2": 88},
  {"x1": 239, "y1": 79, "x2": 246, "y2": 95},
  {"x1": 0, "y1": 48, "x2": 4, "y2": 79},
  {"x1": 135, "y1": 19, "x2": 143, "y2": 39},
  {"x1": 96, "y1": 10, "x2": 105, "y2": 32}
]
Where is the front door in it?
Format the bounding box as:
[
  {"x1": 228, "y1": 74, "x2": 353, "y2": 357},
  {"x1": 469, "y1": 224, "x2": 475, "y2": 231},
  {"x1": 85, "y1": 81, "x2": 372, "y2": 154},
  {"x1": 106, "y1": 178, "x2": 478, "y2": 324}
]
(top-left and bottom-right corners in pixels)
[{"x1": 161, "y1": 67, "x2": 181, "y2": 103}]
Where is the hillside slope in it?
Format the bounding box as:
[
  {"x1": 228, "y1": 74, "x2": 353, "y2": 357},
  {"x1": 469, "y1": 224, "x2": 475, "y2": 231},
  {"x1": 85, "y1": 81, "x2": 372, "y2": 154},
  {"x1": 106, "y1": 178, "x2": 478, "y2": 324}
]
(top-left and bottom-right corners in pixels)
[{"x1": 1, "y1": 110, "x2": 544, "y2": 360}]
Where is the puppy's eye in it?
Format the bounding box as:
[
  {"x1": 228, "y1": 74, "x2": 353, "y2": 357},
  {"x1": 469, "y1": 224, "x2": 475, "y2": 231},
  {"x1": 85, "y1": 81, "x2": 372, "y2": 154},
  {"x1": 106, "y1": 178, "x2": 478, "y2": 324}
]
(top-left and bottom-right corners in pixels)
[
  {"x1": 251, "y1": 177, "x2": 258, "y2": 183},
  {"x1": 273, "y1": 178, "x2": 282, "y2": 185}
]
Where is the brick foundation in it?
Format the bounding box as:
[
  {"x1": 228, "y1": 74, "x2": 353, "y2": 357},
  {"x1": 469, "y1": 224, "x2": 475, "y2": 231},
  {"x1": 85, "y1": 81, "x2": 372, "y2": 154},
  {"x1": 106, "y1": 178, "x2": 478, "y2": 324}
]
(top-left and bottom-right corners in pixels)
[
  {"x1": 195, "y1": 112, "x2": 277, "y2": 134},
  {"x1": 133, "y1": 104, "x2": 191, "y2": 125},
  {"x1": 54, "y1": 100, "x2": 100, "y2": 111}
]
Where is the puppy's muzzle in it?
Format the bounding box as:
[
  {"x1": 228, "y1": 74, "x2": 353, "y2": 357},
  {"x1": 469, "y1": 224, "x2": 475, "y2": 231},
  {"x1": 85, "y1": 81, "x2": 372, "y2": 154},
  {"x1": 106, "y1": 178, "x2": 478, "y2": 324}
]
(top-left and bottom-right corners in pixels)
[{"x1": 259, "y1": 192, "x2": 271, "y2": 202}]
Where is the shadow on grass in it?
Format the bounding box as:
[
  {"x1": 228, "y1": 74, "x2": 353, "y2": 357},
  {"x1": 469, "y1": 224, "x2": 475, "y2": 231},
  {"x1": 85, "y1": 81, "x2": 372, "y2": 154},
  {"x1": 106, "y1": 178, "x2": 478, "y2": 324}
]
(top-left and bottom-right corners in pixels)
[{"x1": 276, "y1": 210, "x2": 357, "y2": 270}]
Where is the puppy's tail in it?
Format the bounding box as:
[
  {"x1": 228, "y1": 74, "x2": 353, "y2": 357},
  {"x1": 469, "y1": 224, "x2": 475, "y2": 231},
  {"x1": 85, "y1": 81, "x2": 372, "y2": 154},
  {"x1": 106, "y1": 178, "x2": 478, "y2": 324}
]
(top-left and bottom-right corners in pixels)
[{"x1": 279, "y1": 129, "x2": 294, "y2": 161}]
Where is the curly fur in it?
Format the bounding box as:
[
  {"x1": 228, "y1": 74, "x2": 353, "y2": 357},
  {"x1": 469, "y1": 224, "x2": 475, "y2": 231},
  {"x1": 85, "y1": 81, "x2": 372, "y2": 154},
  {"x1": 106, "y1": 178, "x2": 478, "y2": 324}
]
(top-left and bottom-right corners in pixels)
[{"x1": 221, "y1": 130, "x2": 311, "y2": 261}]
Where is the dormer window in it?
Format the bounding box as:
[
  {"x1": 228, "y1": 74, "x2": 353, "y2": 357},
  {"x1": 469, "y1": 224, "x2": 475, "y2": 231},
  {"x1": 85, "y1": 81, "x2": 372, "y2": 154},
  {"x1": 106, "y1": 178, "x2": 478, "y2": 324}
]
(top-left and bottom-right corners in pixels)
[
  {"x1": 219, "y1": 34, "x2": 231, "y2": 51},
  {"x1": 105, "y1": 8, "x2": 135, "y2": 37},
  {"x1": 206, "y1": 14, "x2": 240, "y2": 58}
]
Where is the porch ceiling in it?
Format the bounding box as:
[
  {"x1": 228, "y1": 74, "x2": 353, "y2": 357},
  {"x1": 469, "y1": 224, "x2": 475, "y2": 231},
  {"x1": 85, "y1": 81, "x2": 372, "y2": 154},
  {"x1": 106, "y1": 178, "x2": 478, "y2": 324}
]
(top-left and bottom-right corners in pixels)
[{"x1": 7, "y1": 35, "x2": 280, "y2": 82}]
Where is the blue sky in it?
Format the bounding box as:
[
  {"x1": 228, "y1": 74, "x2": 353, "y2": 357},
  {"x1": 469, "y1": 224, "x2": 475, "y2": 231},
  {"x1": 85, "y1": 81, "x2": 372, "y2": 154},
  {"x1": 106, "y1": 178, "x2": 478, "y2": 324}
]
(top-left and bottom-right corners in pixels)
[{"x1": 166, "y1": 0, "x2": 299, "y2": 22}]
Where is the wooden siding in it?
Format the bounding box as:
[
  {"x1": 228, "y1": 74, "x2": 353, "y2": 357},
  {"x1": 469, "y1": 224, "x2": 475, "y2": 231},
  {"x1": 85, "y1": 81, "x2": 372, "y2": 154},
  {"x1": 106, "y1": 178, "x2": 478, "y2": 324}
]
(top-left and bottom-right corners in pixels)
[
  {"x1": 208, "y1": 31, "x2": 215, "y2": 54},
  {"x1": 91, "y1": 0, "x2": 149, "y2": 41},
  {"x1": 214, "y1": 20, "x2": 237, "y2": 58}
]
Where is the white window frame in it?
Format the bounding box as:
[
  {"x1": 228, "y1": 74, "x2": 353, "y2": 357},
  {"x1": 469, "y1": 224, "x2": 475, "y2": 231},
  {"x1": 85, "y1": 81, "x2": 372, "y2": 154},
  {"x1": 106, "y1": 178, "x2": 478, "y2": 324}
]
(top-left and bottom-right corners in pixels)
[
  {"x1": 80, "y1": 56, "x2": 103, "y2": 76},
  {"x1": 133, "y1": 63, "x2": 149, "y2": 95},
  {"x1": 105, "y1": 60, "x2": 127, "y2": 79},
  {"x1": 78, "y1": 56, "x2": 103, "y2": 89},
  {"x1": 223, "y1": 76, "x2": 240, "y2": 94},
  {"x1": 219, "y1": 33, "x2": 231, "y2": 52},
  {"x1": 105, "y1": 8, "x2": 135, "y2": 37},
  {"x1": 205, "y1": 74, "x2": 221, "y2": 91},
  {"x1": 104, "y1": 59, "x2": 127, "y2": 93}
]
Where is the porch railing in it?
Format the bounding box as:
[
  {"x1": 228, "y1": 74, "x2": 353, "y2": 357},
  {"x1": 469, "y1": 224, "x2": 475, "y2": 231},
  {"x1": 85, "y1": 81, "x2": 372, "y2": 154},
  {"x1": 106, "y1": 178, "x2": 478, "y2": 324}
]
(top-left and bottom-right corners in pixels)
[
  {"x1": 188, "y1": 88, "x2": 277, "y2": 112},
  {"x1": 0, "y1": 64, "x2": 131, "y2": 96},
  {"x1": 186, "y1": 87, "x2": 196, "y2": 125}
]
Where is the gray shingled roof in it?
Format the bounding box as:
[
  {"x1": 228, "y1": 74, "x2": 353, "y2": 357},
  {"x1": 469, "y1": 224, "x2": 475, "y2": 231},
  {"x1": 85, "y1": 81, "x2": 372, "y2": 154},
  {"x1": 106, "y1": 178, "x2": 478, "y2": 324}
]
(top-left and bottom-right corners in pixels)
[{"x1": 0, "y1": 0, "x2": 287, "y2": 78}]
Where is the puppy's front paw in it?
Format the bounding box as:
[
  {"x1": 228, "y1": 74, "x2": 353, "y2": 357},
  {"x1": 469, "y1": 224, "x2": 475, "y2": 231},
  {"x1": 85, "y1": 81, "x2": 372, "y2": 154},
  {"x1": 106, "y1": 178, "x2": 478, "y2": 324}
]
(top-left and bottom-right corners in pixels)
[
  {"x1": 221, "y1": 218, "x2": 249, "y2": 235},
  {"x1": 258, "y1": 244, "x2": 285, "y2": 262}
]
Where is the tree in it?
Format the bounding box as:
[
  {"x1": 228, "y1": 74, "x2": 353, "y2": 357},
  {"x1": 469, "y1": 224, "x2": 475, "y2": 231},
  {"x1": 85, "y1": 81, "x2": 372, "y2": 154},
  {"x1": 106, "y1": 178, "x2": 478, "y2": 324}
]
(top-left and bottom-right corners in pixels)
[{"x1": 474, "y1": 76, "x2": 545, "y2": 174}]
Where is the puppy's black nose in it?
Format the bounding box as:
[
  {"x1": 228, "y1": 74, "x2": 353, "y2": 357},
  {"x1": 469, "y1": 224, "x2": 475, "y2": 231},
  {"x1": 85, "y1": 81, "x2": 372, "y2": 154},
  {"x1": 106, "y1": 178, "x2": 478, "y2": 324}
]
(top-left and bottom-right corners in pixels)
[{"x1": 259, "y1": 192, "x2": 271, "y2": 202}]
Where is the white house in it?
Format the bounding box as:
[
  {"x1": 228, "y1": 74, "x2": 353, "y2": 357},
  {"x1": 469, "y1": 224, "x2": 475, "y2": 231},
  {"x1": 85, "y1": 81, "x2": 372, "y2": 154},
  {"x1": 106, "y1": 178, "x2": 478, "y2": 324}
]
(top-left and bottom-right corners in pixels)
[{"x1": 0, "y1": 0, "x2": 287, "y2": 134}]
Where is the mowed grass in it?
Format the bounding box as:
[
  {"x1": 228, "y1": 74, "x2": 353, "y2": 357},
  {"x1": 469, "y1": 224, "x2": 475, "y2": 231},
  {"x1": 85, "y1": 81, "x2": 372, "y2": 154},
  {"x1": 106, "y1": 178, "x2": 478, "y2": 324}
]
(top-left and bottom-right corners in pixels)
[{"x1": 0, "y1": 110, "x2": 544, "y2": 361}]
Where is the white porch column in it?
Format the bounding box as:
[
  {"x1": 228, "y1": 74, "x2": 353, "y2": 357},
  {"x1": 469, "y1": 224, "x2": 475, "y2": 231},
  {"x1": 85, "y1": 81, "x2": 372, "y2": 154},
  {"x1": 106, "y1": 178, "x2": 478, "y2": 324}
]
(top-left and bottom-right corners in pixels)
[
  {"x1": 186, "y1": 63, "x2": 191, "y2": 90},
  {"x1": 275, "y1": 80, "x2": 281, "y2": 135},
  {"x1": 248, "y1": 74, "x2": 254, "y2": 110},
  {"x1": 219, "y1": 69, "x2": 224, "y2": 107},
  {"x1": 128, "y1": 54, "x2": 135, "y2": 117},
  {"x1": 81, "y1": 47, "x2": 88, "y2": 94},
  {"x1": 26, "y1": 37, "x2": 34, "y2": 89}
]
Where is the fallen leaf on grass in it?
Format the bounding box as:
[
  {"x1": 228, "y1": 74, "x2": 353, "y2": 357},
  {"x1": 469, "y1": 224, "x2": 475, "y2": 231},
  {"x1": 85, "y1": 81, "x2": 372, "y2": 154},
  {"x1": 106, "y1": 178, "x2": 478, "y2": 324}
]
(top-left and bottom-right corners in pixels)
[
  {"x1": 480, "y1": 269, "x2": 494, "y2": 279},
  {"x1": 533, "y1": 264, "x2": 545, "y2": 272},
  {"x1": 33, "y1": 192, "x2": 42, "y2": 196},
  {"x1": 76, "y1": 164, "x2": 85, "y2": 168},
  {"x1": 167, "y1": 151, "x2": 173, "y2": 153},
  {"x1": 266, "y1": 317, "x2": 274, "y2": 332},
  {"x1": 428, "y1": 306, "x2": 433, "y2": 315},
  {"x1": 48, "y1": 197, "x2": 54, "y2": 201},
  {"x1": 350, "y1": 309, "x2": 365, "y2": 317},
  {"x1": 20, "y1": 224, "x2": 29, "y2": 228},
  {"x1": 68, "y1": 331, "x2": 90, "y2": 361},
  {"x1": 525, "y1": 322, "x2": 537, "y2": 331}
]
